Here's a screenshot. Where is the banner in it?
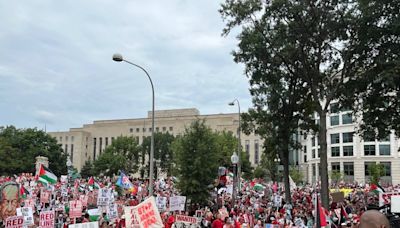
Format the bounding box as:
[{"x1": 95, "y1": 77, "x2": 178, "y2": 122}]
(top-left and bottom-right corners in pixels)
[
  {"x1": 39, "y1": 210, "x2": 55, "y2": 228},
  {"x1": 169, "y1": 196, "x2": 186, "y2": 211},
  {"x1": 16, "y1": 207, "x2": 34, "y2": 226},
  {"x1": 69, "y1": 200, "x2": 83, "y2": 218},
  {"x1": 97, "y1": 189, "x2": 111, "y2": 206},
  {"x1": 380, "y1": 192, "x2": 400, "y2": 206},
  {"x1": 68, "y1": 222, "x2": 99, "y2": 228},
  {"x1": 124, "y1": 206, "x2": 140, "y2": 228},
  {"x1": 5, "y1": 216, "x2": 24, "y2": 228},
  {"x1": 132, "y1": 197, "x2": 163, "y2": 228}
]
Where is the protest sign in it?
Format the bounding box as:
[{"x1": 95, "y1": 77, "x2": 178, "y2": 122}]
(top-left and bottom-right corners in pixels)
[
  {"x1": 156, "y1": 196, "x2": 167, "y2": 211},
  {"x1": 107, "y1": 202, "x2": 118, "y2": 221},
  {"x1": 5, "y1": 216, "x2": 24, "y2": 228},
  {"x1": 331, "y1": 192, "x2": 345, "y2": 202},
  {"x1": 61, "y1": 175, "x2": 68, "y2": 183},
  {"x1": 176, "y1": 215, "x2": 199, "y2": 224},
  {"x1": 39, "y1": 210, "x2": 55, "y2": 228},
  {"x1": 68, "y1": 222, "x2": 99, "y2": 228},
  {"x1": 379, "y1": 192, "x2": 400, "y2": 206},
  {"x1": 391, "y1": 195, "x2": 400, "y2": 213},
  {"x1": 132, "y1": 196, "x2": 163, "y2": 228},
  {"x1": 69, "y1": 200, "x2": 83, "y2": 218},
  {"x1": 169, "y1": 196, "x2": 186, "y2": 211},
  {"x1": 40, "y1": 190, "x2": 50, "y2": 204},
  {"x1": 274, "y1": 194, "x2": 282, "y2": 207},
  {"x1": 97, "y1": 189, "x2": 111, "y2": 206},
  {"x1": 124, "y1": 206, "x2": 140, "y2": 228},
  {"x1": 80, "y1": 195, "x2": 88, "y2": 207},
  {"x1": 24, "y1": 199, "x2": 35, "y2": 210},
  {"x1": 16, "y1": 207, "x2": 34, "y2": 226}
]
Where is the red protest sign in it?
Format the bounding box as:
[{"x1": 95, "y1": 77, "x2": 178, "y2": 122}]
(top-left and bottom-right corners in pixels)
[
  {"x1": 133, "y1": 197, "x2": 163, "y2": 228},
  {"x1": 79, "y1": 195, "x2": 88, "y2": 207},
  {"x1": 5, "y1": 216, "x2": 24, "y2": 228},
  {"x1": 176, "y1": 215, "x2": 198, "y2": 224},
  {"x1": 69, "y1": 200, "x2": 83, "y2": 218},
  {"x1": 39, "y1": 211, "x2": 55, "y2": 228}
]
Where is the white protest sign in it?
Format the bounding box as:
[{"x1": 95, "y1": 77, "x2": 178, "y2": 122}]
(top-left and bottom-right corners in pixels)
[
  {"x1": 68, "y1": 222, "x2": 99, "y2": 228},
  {"x1": 69, "y1": 200, "x2": 83, "y2": 218},
  {"x1": 107, "y1": 202, "x2": 118, "y2": 221},
  {"x1": 175, "y1": 215, "x2": 200, "y2": 224},
  {"x1": 39, "y1": 210, "x2": 55, "y2": 228},
  {"x1": 124, "y1": 206, "x2": 140, "y2": 228},
  {"x1": 5, "y1": 216, "x2": 24, "y2": 228},
  {"x1": 61, "y1": 175, "x2": 68, "y2": 183},
  {"x1": 156, "y1": 196, "x2": 167, "y2": 211},
  {"x1": 97, "y1": 188, "x2": 111, "y2": 206},
  {"x1": 132, "y1": 196, "x2": 163, "y2": 228},
  {"x1": 274, "y1": 195, "x2": 282, "y2": 207},
  {"x1": 169, "y1": 196, "x2": 186, "y2": 211},
  {"x1": 379, "y1": 192, "x2": 400, "y2": 206},
  {"x1": 391, "y1": 195, "x2": 400, "y2": 213},
  {"x1": 16, "y1": 207, "x2": 34, "y2": 226}
]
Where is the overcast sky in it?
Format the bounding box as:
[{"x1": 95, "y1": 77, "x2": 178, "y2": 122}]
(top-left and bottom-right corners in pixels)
[{"x1": 0, "y1": 0, "x2": 252, "y2": 132}]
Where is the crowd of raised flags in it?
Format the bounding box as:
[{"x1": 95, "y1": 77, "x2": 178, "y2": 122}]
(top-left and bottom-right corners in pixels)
[{"x1": 0, "y1": 165, "x2": 399, "y2": 227}]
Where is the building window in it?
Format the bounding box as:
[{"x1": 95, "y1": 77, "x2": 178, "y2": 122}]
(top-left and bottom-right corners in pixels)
[
  {"x1": 312, "y1": 149, "x2": 316, "y2": 159},
  {"x1": 331, "y1": 133, "x2": 340, "y2": 144},
  {"x1": 330, "y1": 115, "x2": 339, "y2": 126},
  {"x1": 343, "y1": 146, "x2": 353, "y2": 156},
  {"x1": 71, "y1": 144, "x2": 74, "y2": 162},
  {"x1": 331, "y1": 147, "x2": 340, "y2": 157},
  {"x1": 304, "y1": 154, "x2": 307, "y2": 163},
  {"x1": 254, "y1": 140, "x2": 259, "y2": 164},
  {"x1": 330, "y1": 103, "x2": 339, "y2": 113},
  {"x1": 156, "y1": 127, "x2": 159, "y2": 132},
  {"x1": 111, "y1": 137, "x2": 114, "y2": 143},
  {"x1": 66, "y1": 136, "x2": 69, "y2": 141},
  {"x1": 130, "y1": 128, "x2": 133, "y2": 133},
  {"x1": 342, "y1": 132, "x2": 353, "y2": 143},
  {"x1": 105, "y1": 137, "x2": 109, "y2": 147},
  {"x1": 245, "y1": 140, "x2": 250, "y2": 154},
  {"x1": 331, "y1": 162, "x2": 340, "y2": 172},
  {"x1": 143, "y1": 128, "x2": 146, "y2": 132},
  {"x1": 59, "y1": 137, "x2": 62, "y2": 142},
  {"x1": 64, "y1": 144, "x2": 68, "y2": 153},
  {"x1": 162, "y1": 127, "x2": 166, "y2": 132},
  {"x1": 365, "y1": 162, "x2": 376, "y2": 176},
  {"x1": 169, "y1": 127, "x2": 173, "y2": 131},
  {"x1": 381, "y1": 162, "x2": 391, "y2": 176},
  {"x1": 93, "y1": 138, "x2": 97, "y2": 160},
  {"x1": 312, "y1": 164, "x2": 316, "y2": 176},
  {"x1": 364, "y1": 145, "x2": 376, "y2": 156},
  {"x1": 379, "y1": 145, "x2": 390, "y2": 156},
  {"x1": 149, "y1": 128, "x2": 152, "y2": 132},
  {"x1": 99, "y1": 137, "x2": 103, "y2": 154},
  {"x1": 71, "y1": 136, "x2": 74, "y2": 142},
  {"x1": 136, "y1": 128, "x2": 140, "y2": 133},
  {"x1": 343, "y1": 162, "x2": 354, "y2": 176},
  {"x1": 342, "y1": 113, "x2": 353, "y2": 124},
  {"x1": 312, "y1": 136, "x2": 316, "y2": 147}
]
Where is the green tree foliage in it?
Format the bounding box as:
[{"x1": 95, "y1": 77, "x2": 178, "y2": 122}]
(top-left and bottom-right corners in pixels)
[
  {"x1": 330, "y1": 171, "x2": 343, "y2": 187},
  {"x1": 141, "y1": 132, "x2": 175, "y2": 178},
  {"x1": 172, "y1": 119, "x2": 220, "y2": 205},
  {"x1": 93, "y1": 136, "x2": 141, "y2": 176},
  {"x1": 368, "y1": 163, "x2": 385, "y2": 185},
  {"x1": 253, "y1": 166, "x2": 267, "y2": 179},
  {"x1": 289, "y1": 167, "x2": 303, "y2": 185},
  {"x1": 0, "y1": 126, "x2": 67, "y2": 176},
  {"x1": 80, "y1": 160, "x2": 95, "y2": 178}
]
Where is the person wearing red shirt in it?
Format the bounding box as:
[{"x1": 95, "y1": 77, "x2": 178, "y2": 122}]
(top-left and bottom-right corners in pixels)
[
  {"x1": 165, "y1": 212, "x2": 175, "y2": 228},
  {"x1": 212, "y1": 213, "x2": 224, "y2": 228}
]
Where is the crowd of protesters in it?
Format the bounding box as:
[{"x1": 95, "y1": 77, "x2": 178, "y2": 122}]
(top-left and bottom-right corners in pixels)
[{"x1": 0, "y1": 172, "x2": 399, "y2": 228}]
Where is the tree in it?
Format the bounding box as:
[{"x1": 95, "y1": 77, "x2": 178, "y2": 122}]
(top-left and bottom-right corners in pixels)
[
  {"x1": 253, "y1": 166, "x2": 267, "y2": 179},
  {"x1": 0, "y1": 126, "x2": 67, "y2": 176},
  {"x1": 289, "y1": 167, "x2": 304, "y2": 185},
  {"x1": 220, "y1": 0, "x2": 373, "y2": 208},
  {"x1": 93, "y1": 136, "x2": 141, "y2": 176},
  {"x1": 368, "y1": 163, "x2": 385, "y2": 185},
  {"x1": 80, "y1": 160, "x2": 95, "y2": 178},
  {"x1": 141, "y1": 132, "x2": 176, "y2": 178},
  {"x1": 172, "y1": 119, "x2": 220, "y2": 205},
  {"x1": 330, "y1": 171, "x2": 343, "y2": 187}
]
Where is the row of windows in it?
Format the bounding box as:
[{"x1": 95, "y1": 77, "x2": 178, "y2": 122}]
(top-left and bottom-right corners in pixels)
[
  {"x1": 63, "y1": 144, "x2": 74, "y2": 161},
  {"x1": 330, "y1": 161, "x2": 391, "y2": 176},
  {"x1": 245, "y1": 140, "x2": 259, "y2": 164},
  {"x1": 330, "y1": 113, "x2": 353, "y2": 126},
  {"x1": 330, "y1": 132, "x2": 354, "y2": 144},
  {"x1": 309, "y1": 144, "x2": 391, "y2": 159},
  {"x1": 129, "y1": 126, "x2": 173, "y2": 133},
  {"x1": 59, "y1": 136, "x2": 74, "y2": 142}
]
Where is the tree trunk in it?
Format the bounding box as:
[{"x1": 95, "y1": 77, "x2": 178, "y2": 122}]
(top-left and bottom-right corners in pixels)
[
  {"x1": 319, "y1": 111, "x2": 329, "y2": 208},
  {"x1": 282, "y1": 140, "x2": 291, "y2": 204}
]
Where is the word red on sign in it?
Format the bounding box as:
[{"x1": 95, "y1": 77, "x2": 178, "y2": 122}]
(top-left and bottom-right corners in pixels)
[{"x1": 5, "y1": 216, "x2": 24, "y2": 228}]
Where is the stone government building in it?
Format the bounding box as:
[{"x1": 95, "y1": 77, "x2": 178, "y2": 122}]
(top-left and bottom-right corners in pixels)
[{"x1": 49, "y1": 107, "x2": 400, "y2": 185}]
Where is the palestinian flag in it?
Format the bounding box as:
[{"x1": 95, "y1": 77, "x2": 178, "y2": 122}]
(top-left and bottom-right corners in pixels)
[
  {"x1": 38, "y1": 165, "x2": 57, "y2": 184},
  {"x1": 340, "y1": 206, "x2": 348, "y2": 225},
  {"x1": 20, "y1": 185, "x2": 29, "y2": 199},
  {"x1": 88, "y1": 208, "x2": 100, "y2": 221},
  {"x1": 370, "y1": 183, "x2": 384, "y2": 195},
  {"x1": 88, "y1": 177, "x2": 100, "y2": 189}
]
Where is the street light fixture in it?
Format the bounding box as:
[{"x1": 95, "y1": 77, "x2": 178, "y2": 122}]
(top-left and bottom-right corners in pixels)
[
  {"x1": 112, "y1": 53, "x2": 156, "y2": 196},
  {"x1": 228, "y1": 99, "x2": 241, "y2": 188},
  {"x1": 231, "y1": 152, "x2": 239, "y2": 206}
]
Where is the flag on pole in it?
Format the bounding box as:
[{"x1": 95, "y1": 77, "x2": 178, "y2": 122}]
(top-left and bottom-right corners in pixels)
[
  {"x1": 370, "y1": 183, "x2": 384, "y2": 195},
  {"x1": 20, "y1": 185, "x2": 29, "y2": 199},
  {"x1": 38, "y1": 165, "x2": 57, "y2": 184},
  {"x1": 116, "y1": 172, "x2": 134, "y2": 190},
  {"x1": 88, "y1": 177, "x2": 100, "y2": 189}
]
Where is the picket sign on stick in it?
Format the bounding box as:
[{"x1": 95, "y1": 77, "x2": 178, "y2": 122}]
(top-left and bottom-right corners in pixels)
[
  {"x1": 132, "y1": 196, "x2": 163, "y2": 228},
  {"x1": 124, "y1": 206, "x2": 140, "y2": 228}
]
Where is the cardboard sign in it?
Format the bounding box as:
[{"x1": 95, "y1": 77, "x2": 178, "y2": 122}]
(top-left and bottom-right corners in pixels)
[
  {"x1": 16, "y1": 207, "x2": 34, "y2": 226},
  {"x1": 169, "y1": 196, "x2": 186, "y2": 211},
  {"x1": 68, "y1": 222, "x2": 99, "y2": 228},
  {"x1": 97, "y1": 189, "x2": 111, "y2": 206},
  {"x1": 379, "y1": 192, "x2": 400, "y2": 206},
  {"x1": 331, "y1": 192, "x2": 345, "y2": 202},
  {"x1": 391, "y1": 195, "x2": 400, "y2": 213},
  {"x1": 40, "y1": 210, "x2": 55, "y2": 228},
  {"x1": 132, "y1": 197, "x2": 163, "y2": 228},
  {"x1": 5, "y1": 216, "x2": 24, "y2": 228},
  {"x1": 40, "y1": 190, "x2": 51, "y2": 204},
  {"x1": 69, "y1": 200, "x2": 83, "y2": 218},
  {"x1": 176, "y1": 215, "x2": 198, "y2": 224},
  {"x1": 124, "y1": 206, "x2": 140, "y2": 228}
]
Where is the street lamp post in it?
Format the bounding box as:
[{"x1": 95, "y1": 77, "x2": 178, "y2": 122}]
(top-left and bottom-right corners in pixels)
[
  {"x1": 228, "y1": 99, "x2": 241, "y2": 189},
  {"x1": 112, "y1": 53, "x2": 155, "y2": 196},
  {"x1": 231, "y1": 152, "x2": 239, "y2": 206}
]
